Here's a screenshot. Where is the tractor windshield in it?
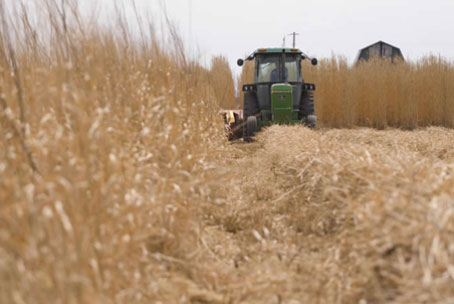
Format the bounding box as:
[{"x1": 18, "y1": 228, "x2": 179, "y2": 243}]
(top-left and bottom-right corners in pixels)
[
  {"x1": 256, "y1": 54, "x2": 301, "y2": 83},
  {"x1": 257, "y1": 56, "x2": 279, "y2": 83}
]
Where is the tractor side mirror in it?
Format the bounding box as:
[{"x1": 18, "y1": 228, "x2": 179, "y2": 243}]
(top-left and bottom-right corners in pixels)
[
  {"x1": 311, "y1": 58, "x2": 318, "y2": 66},
  {"x1": 237, "y1": 59, "x2": 244, "y2": 66}
]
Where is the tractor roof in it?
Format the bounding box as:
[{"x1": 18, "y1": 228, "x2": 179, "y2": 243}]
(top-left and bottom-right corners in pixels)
[
  {"x1": 243, "y1": 48, "x2": 306, "y2": 62},
  {"x1": 255, "y1": 48, "x2": 302, "y2": 54}
]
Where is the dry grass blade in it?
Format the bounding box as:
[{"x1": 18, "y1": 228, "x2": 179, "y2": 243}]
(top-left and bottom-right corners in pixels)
[{"x1": 0, "y1": 87, "x2": 40, "y2": 175}]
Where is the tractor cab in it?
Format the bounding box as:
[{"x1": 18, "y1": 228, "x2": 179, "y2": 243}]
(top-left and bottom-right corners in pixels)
[
  {"x1": 255, "y1": 49, "x2": 302, "y2": 83},
  {"x1": 237, "y1": 48, "x2": 318, "y2": 141}
]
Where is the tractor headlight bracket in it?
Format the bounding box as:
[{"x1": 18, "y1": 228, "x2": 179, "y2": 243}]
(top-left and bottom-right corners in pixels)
[
  {"x1": 242, "y1": 84, "x2": 257, "y2": 92},
  {"x1": 303, "y1": 83, "x2": 316, "y2": 91}
]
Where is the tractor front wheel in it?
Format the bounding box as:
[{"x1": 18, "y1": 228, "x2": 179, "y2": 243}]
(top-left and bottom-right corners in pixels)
[
  {"x1": 306, "y1": 115, "x2": 317, "y2": 128},
  {"x1": 245, "y1": 116, "x2": 257, "y2": 141},
  {"x1": 243, "y1": 91, "x2": 259, "y2": 142}
]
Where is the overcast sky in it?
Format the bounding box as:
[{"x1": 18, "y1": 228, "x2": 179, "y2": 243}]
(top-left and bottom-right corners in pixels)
[{"x1": 101, "y1": 0, "x2": 454, "y2": 75}]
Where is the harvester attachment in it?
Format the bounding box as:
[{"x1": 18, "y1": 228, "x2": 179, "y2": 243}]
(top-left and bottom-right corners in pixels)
[{"x1": 220, "y1": 110, "x2": 244, "y2": 140}]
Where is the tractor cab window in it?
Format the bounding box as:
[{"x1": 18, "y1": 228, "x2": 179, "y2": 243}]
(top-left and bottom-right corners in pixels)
[
  {"x1": 285, "y1": 57, "x2": 301, "y2": 82},
  {"x1": 257, "y1": 56, "x2": 279, "y2": 83}
]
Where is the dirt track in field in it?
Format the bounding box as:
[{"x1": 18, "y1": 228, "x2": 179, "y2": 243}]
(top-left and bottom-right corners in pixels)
[{"x1": 198, "y1": 126, "x2": 454, "y2": 303}]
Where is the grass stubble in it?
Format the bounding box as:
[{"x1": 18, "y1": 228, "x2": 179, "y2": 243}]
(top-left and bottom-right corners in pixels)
[
  {"x1": 0, "y1": 1, "x2": 453, "y2": 303},
  {"x1": 206, "y1": 126, "x2": 454, "y2": 303}
]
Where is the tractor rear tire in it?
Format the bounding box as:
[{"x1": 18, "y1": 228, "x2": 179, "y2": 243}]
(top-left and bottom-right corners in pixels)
[
  {"x1": 243, "y1": 92, "x2": 259, "y2": 142},
  {"x1": 300, "y1": 89, "x2": 315, "y2": 116},
  {"x1": 300, "y1": 89, "x2": 316, "y2": 128}
]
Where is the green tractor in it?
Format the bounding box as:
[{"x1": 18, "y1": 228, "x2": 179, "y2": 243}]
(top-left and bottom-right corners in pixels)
[{"x1": 237, "y1": 48, "x2": 318, "y2": 141}]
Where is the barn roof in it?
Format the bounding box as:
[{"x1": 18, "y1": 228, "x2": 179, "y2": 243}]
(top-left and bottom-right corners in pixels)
[
  {"x1": 354, "y1": 40, "x2": 404, "y2": 63},
  {"x1": 359, "y1": 40, "x2": 402, "y2": 52}
]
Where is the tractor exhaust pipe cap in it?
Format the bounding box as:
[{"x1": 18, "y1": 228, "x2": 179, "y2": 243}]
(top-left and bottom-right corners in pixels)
[
  {"x1": 237, "y1": 59, "x2": 244, "y2": 66},
  {"x1": 311, "y1": 58, "x2": 318, "y2": 66}
]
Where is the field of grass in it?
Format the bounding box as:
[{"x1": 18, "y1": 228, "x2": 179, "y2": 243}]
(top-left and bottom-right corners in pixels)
[
  {"x1": 307, "y1": 57, "x2": 454, "y2": 129},
  {"x1": 0, "y1": 1, "x2": 453, "y2": 303}
]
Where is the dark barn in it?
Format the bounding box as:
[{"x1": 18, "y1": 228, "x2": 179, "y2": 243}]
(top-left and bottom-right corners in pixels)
[{"x1": 355, "y1": 41, "x2": 404, "y2": 63}]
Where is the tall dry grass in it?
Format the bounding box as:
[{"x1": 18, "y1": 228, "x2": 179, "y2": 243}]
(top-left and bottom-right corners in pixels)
[
  {"x1": 0, "y1": 1, "x2": 230, "y2": 303},
  {"x1": 210, "y1": 55, "x2": 236, "y2": 109},
  {"x1": 309, "y1": 56, "x2": 454, "y2": 128}
]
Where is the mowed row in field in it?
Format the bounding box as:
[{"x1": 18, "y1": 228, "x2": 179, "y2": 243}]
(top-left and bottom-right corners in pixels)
[{"x1": 201, "y1": 126, "x2": 454, "y2": 303}]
